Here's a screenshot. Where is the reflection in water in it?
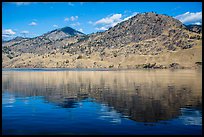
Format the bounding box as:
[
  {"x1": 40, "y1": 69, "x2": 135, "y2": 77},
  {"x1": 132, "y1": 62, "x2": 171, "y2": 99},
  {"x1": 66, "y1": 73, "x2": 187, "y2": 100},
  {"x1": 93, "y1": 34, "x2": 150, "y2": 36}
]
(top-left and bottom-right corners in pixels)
[
  {"x1": 180, "y1": 108, "x2": 202, "y2": 126},
  {"x1": 2, "y1": 69, "x2": 202, "y2": 123}
]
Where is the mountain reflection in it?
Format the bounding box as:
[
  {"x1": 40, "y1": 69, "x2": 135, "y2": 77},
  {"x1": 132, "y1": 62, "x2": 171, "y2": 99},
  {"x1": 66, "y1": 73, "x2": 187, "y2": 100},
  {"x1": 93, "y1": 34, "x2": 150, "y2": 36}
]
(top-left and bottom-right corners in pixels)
[{"x1": 2, "y1": 70, "x2": 202, "y2": 122}]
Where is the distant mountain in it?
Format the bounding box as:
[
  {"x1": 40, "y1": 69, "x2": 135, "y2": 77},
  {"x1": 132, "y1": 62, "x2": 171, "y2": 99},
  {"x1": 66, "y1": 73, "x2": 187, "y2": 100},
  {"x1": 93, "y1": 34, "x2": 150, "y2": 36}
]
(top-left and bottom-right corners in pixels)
[
  {"x1": 2, "y1": 40, "x2": 6, "y2": 44},
  {"x1": 11, "y1": 36, "x2": 27, "y2": 41},
  {"x1": 42, "y1": 26, "x2": 84, "y2": 41},
  {"x1": 4, "y1": 36, "x2": 29, "y2": 42},
  {"x1": 2, "y1": 36, "x2": 30, "y2": 47},
  {"x1": 2, "y1": 26, "x2": 85, "y2": 55},
  {"x1": 185, "y1": 24, "x2": 202, "y2": 34},
  {"x1": 2, "y1": 12, "x2": 202, "y2": 69}
]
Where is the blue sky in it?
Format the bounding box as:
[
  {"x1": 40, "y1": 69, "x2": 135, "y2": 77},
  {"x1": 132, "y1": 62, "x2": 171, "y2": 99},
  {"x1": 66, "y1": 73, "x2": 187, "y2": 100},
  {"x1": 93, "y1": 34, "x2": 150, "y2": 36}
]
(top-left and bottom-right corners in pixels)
[{"x1": 2, "y1": 2, "x2": 202, "y2": 40}]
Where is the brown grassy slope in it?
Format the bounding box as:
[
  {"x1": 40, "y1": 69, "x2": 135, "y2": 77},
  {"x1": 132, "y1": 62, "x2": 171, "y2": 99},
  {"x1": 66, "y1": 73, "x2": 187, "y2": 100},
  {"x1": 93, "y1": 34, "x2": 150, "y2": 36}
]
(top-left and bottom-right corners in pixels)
[{"x1": 2, "y1": 43, "x2": 202, "y2": 69}]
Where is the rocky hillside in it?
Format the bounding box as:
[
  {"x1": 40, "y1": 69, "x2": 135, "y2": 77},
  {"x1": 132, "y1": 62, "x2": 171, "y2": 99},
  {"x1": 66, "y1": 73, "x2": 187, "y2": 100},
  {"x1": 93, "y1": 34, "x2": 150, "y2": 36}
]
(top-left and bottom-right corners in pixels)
[
  {"x1": 65, "y1": 12, "x2": 201, "y2": 55},
  {"x1": 2, "y1": 12, "x2": 202, "y2": 69}
]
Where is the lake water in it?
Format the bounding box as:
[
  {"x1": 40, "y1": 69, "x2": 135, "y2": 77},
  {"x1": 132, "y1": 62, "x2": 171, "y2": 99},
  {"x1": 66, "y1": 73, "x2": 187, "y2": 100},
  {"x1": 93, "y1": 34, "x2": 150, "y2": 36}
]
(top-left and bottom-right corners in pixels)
[{"x1": 2, "y1": 69, "x2": 202, "y2": 135}]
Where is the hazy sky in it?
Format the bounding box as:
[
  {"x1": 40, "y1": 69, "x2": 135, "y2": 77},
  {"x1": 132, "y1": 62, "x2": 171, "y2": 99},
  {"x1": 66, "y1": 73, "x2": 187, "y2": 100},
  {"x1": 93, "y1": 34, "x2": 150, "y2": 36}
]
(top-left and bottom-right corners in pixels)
[{"x1": 2, "y1": 2, "x2": 202, "y2": 40}]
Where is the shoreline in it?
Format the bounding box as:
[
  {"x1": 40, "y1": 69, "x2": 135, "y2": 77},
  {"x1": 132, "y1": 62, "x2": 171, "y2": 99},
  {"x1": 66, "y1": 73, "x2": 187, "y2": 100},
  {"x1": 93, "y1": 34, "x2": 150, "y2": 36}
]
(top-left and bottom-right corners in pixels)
[{"x1": 2, "y1": 66, "x2": 202, "y2": 72}]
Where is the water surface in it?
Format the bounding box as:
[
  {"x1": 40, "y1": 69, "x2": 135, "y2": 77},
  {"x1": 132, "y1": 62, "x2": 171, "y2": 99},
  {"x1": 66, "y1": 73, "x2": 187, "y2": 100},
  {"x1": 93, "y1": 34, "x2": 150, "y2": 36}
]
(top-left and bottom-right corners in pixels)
[{"x1": 2, "y1": 69, "x2": 202, "y2": 135}]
